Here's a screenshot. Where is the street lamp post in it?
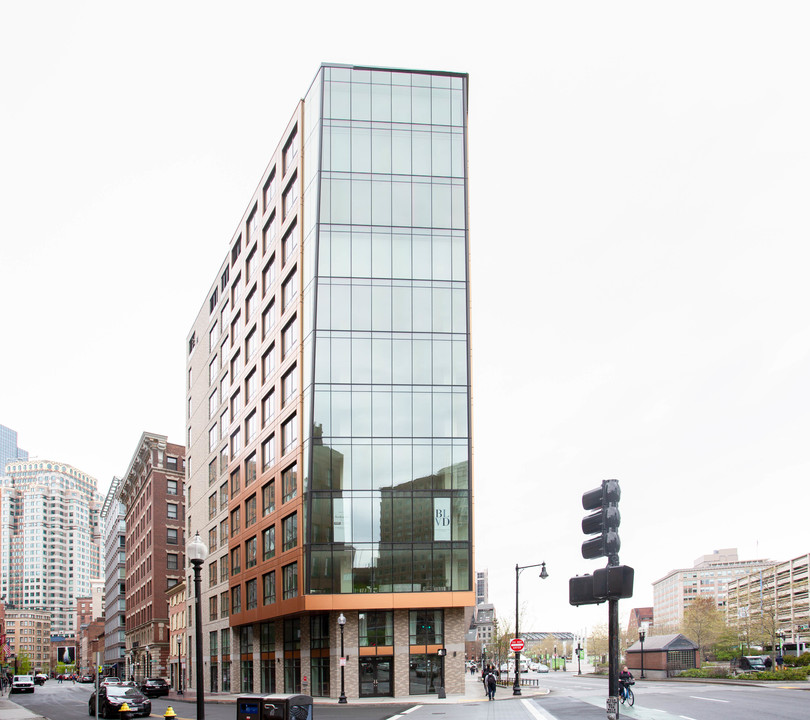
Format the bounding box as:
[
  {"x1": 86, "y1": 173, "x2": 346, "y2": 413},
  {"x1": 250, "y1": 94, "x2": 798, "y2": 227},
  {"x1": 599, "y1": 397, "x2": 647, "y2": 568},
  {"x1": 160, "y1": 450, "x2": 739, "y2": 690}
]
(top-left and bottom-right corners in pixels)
[
  {"x1": 177, "y1": 636, "x2": 183, "y2": 695},
  {"x1": 638, "y1": 628, "x2": 646, "y2": 679},
  {"x1": 514, "y1": 561, "x2": 549, "y2": 696},
  {"x1": 576, "y1": 643, "x2": 582, "y2": 675},
  {"x1": 187, "y1": 531, "x2": 209, "y2": 720},
  {"x1": 337, "y1": 613, "x2": 347, "y2": 704},
  {"x1": 144, "y1": 646, "x2": 150, "y2": 680}
]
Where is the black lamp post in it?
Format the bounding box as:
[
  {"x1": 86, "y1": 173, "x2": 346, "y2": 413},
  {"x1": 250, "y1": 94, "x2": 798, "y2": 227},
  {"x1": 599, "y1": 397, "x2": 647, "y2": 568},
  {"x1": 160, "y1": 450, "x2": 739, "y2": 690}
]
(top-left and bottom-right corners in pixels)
[
  {"x1": 177, "y1": 636, "x2": 184, "y2": 695},
  {"x1": 639, "y1": 628, "x2": 646, "y2": 679},
  {"x1": 337, "y1": 613, "x2": 347, "y2": 704},
  {"x1": 514, "y1": 561, "x2": 549, "y2": 696},
  {"x1": 576, "y1": 643, "x2": 582, "y2": 675},
  {"x1": 187, "y1": 531, "x2": 208, "y2": 720}
]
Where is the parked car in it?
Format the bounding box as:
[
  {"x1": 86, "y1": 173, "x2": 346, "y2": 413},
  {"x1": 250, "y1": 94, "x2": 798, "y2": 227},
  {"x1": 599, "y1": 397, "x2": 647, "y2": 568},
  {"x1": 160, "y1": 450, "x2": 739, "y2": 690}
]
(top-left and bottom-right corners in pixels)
[
  {"x1": 536, "y1": 663, "x2": 550, "y2": 673},
  {"x1": 34, "y1": 673, "x2": 48, "y2": 686},
  {"x1": 80, "y1": 675, "x2": 95, "y2": 683},
  {"x1": 89, "y1": 684, "x2": 152, "y2": 718},
  {"x1": 100, "y1": 677, "x2": 122, "y2": 686},
  {"x1": 139, "y1": 677, "x2": 169, "y2": 697},
  {"x1": 12, "y1": 675, "x2": 35, "y2": 693},
  {"x1": 731, "y1": 656, "x2": 766, "y2": 674}
]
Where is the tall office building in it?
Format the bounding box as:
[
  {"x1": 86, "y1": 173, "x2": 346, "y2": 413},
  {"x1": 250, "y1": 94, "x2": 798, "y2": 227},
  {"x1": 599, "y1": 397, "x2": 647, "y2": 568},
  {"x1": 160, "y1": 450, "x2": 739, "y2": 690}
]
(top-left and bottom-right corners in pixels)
[
  {"x1": 186, "y1": 64, "x2": 472, "y2": 699},
  {"x1": 0, "y1": 459, "x2": 101, "y2": 637},
  {"x1": 0, "y1": 423, "x2": 28, "y2": 470}
]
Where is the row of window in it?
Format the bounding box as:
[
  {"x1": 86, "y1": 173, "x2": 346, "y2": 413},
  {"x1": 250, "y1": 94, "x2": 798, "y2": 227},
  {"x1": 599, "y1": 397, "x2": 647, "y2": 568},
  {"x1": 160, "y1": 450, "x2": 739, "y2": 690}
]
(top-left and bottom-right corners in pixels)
[{"x1": 208, "y1": 562, "x2": 297, "y2": 620}]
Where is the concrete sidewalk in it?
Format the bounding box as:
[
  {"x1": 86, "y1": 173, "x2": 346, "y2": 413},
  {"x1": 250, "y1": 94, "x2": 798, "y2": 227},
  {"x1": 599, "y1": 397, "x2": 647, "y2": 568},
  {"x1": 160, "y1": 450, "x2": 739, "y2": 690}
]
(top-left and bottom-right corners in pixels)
[
  {"x1": 162, "y1": 672, "x2": 550, "y2": 706},
  {"x1": 0, "y1": 694, "x2": 47, "y2": 720}
]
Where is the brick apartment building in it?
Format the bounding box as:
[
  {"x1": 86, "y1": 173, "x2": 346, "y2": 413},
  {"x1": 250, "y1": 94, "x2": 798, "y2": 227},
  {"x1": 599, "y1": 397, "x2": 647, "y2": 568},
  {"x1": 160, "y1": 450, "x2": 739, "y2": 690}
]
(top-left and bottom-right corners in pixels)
[{"x1": 119, "y1": 432, "x2": 185, "y2": 680}]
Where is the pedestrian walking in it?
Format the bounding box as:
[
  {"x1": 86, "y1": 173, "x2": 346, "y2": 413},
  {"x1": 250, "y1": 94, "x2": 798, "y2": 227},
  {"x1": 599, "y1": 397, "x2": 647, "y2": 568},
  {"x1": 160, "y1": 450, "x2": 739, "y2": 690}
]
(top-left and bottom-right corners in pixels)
[{"x1": 485, "y1": 670, "x2": 497, "y2": 701}]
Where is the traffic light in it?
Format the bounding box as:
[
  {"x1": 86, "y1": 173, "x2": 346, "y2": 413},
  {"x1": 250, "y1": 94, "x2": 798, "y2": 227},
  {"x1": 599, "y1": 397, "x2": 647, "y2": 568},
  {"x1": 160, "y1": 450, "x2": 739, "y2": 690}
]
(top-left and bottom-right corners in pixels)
[
  {"x1": 581, "y1": 479, "x2": 621, "y2": 561},
  {"x1": 569, "y1": 566, "x2": 634, "y2": 606}
]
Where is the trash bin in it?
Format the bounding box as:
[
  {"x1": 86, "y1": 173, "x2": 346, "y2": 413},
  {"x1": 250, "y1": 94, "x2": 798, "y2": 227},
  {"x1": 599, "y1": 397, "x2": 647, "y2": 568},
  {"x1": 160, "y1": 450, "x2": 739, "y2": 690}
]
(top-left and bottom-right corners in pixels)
[{"x1": 236, "y1": 694, "x2": 313, "y2": 720}]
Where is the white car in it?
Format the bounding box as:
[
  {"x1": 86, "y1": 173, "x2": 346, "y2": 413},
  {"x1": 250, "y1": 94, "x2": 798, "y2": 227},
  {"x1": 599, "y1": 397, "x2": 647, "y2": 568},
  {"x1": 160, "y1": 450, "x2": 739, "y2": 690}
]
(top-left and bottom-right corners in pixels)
[{"x1": 12, "y1": 675, "x2": 35, "y2": 693}]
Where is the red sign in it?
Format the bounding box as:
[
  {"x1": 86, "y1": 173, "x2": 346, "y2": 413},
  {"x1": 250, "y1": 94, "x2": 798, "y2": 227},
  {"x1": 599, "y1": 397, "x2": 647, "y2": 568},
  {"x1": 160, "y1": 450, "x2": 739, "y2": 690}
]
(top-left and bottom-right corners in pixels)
[{"x1": 510, "y1": 638, "x2": 525, "y2": 652}]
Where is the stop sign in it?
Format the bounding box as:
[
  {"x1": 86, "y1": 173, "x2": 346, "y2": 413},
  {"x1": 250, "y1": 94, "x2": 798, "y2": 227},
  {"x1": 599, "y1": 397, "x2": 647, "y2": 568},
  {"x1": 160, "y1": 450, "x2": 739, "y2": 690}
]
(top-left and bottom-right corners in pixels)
[{"x1": 510, "y1": 638, "x2": 525, "y2": 652}]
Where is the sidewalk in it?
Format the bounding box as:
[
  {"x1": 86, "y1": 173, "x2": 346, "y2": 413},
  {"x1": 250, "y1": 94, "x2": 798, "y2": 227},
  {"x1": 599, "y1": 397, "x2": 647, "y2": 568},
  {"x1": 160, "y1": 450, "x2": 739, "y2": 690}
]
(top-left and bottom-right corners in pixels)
[
  {"x1": 162, "y1": 672, "x2": 550, "y2": 706},
  {"x1": 0, "y1": 694, "x2": 47, "y2": 720}
]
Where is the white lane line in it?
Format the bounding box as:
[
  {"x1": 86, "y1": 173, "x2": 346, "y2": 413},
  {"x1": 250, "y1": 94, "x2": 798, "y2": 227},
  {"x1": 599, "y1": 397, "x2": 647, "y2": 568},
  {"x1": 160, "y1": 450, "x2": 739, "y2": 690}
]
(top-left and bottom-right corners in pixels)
[
  {"x1": 689, "y1": 695, "x2": 729, "y2": 703},
  {"x1": 521, "y1": 698, "x2": 556, "y2": 719},
  {"x1": 402, "y1": 708, "x2": 422, "y2": 715},
  {"x1": 680, "y1": 716, "x2": 698, "y2": 720}
]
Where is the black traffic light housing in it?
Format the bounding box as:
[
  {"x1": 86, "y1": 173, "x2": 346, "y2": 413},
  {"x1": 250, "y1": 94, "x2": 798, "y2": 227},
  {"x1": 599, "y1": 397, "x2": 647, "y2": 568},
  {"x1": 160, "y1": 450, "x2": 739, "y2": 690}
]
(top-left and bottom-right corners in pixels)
[
  {"x1": 581, "y1": 478, "x2": 621, "y2": 561},
  {"x1": 569, "y1": 566, "x2": 634, "y2": 606}
]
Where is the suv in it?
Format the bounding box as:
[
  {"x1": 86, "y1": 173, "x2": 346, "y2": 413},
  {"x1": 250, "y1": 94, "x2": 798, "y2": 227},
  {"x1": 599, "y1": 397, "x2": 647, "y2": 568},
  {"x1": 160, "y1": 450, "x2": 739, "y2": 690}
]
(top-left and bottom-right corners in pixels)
[
  {"x1": 730, "y1": 656, "x2": 766, "y2": 674},
  {"x1": 139, "y1": 677, "x2": 169, "y2": 697},
  {"x1": 12, "y1": 675, "x2": 35, "y2": 693}
]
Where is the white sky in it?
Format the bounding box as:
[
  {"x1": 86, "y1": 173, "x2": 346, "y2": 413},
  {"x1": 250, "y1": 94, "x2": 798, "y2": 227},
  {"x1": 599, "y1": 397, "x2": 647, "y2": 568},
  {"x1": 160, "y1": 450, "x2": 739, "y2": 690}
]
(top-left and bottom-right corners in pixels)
[{"x1": 2, "y1": 1, "x2": 809, "y2": 636}]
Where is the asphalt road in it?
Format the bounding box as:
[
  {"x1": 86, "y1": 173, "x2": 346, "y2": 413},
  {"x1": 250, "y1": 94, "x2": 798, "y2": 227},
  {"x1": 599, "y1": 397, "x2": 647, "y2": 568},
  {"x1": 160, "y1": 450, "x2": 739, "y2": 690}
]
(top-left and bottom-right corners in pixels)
[{"x1": 9, "y1": 673, "x2": 810, "y2": 720}]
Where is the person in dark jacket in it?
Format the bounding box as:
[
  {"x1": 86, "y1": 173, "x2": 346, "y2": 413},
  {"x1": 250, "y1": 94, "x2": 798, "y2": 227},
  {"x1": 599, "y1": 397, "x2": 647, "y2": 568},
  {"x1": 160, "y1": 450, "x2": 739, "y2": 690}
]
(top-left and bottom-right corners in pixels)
[{"x1": 485, "y1": 670, "x2": 497, "y2": 700}]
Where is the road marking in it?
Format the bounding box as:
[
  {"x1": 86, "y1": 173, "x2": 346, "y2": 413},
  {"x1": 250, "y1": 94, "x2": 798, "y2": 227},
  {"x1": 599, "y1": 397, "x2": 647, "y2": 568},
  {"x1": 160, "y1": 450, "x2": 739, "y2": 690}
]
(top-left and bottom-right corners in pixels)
[
  {"x1": 521, "y1": 698, "x2": 556, "y2": 719},
  {"x1": 689, "y1": 695, "x2": 729, "y2": 703},
  {"x1": 680, "y1": 716, "x2": 698, "y2": 720},
  {"x1": 402, "y1": 707, "x2": 422, "y2": 715}
]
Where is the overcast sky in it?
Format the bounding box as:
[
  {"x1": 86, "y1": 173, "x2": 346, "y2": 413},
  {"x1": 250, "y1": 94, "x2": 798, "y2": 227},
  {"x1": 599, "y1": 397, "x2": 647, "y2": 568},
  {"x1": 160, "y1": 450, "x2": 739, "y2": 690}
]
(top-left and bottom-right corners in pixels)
[{"x1": 2, "y1": 1, "x2": 809, "y2": 636}]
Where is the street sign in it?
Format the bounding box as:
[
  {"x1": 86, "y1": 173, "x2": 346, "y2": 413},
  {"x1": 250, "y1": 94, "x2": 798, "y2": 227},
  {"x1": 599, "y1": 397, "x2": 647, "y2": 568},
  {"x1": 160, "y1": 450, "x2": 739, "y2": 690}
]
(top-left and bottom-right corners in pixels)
[
  {"x1": 606, "y1": 696, "x2": 619, "y2": 720},
  {"x1": 510, "y1": 638, "x2": 525, "y2": 653}
]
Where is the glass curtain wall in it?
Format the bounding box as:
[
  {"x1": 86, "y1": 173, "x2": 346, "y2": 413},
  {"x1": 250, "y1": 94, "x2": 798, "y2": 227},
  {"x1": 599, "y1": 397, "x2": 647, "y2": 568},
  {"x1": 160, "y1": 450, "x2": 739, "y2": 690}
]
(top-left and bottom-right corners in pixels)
[{"x1": 306, "y1": 65, "x2": 471, "y2": 596}]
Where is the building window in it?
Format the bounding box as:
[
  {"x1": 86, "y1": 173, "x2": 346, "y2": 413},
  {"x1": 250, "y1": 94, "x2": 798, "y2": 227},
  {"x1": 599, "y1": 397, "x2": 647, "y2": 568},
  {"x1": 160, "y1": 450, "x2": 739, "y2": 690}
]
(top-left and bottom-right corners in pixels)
[
  {"x1": 209, "y1": 595, "x2": 218, "y2": 621},
  {"x1": 262, "y1": 253, "x2": 276, "y2": 296},
  {"x1": 247, "y1": 244, "x2": 258, "y2": 279},
  {"x1": 246, "y1": 288, "x2": 257, "y2": 320},
  {"x1": 246, "y1": 578, "x2": 258, "y2": 611},
  {"x1": 209, "y1": 527, "x2": 218, "y2": 553},
  {"x1": 409, "y1": 609, "x2": 444, "y2": 645},
  {"x1": 230, "y1": 507, "x2": 241, "y2": 535},
  {"x1": 245, "y1": 327, "x2": 257, "y2": 358},
  {"x1": 282, "y1": 269, "x2": 298, "y2": 312},
  {"x1": 282, "y1": 513, "x2": 297, "y2": 552},
  {"x1": 188, "y1": 332, "x2": 196, "y2": 355},
  {"x1": 231, "y1": 428, "x2": 242, "y2": 457},
  {"x1": 247, "y1": 206, "x2": 258, "y2": 247},
  {"x1": 231, "y1": 350, "x2": 242, "y2": 378},
  {"x1": 263, "y1": 170, "x2": 276, "y2": 213},
  {"x1": 282, "y1": 221, "x2": 298, "y2": 265},
  {"x1": 209, "y1": 322, "x2": 219, "y2": 351},
  {"x1": 262, "y1": 480, "x2": 275, "y2": 516},
  {"x1": 231, "y1": 546, "x2": 241, "y2": 575},
  {"x1": 220, "y1": 482, "x2": 229, "y2": 510},
  {"x1": 261, "y1": 434, "x2": 275, "y2": 471},
  {"x1": 282, "y1": 464, "x2": 297, "y2": 503},
  {"x1": 246, "y1": 370, "x2": 257, "y2": 402},
  {"x1": 232, "y1": 236, "x2": 242, "y2": 267},
  {"x1": 282, "y1": 173, "x2": 298, "y2": 220},
  {"x1": 283, "y1": 562, "x2": 298, "y2": 600},
  {"x1": 167, "y1": 503, "x2": 178, "y2": 520},
  {"x1": 281, "y1": 414, "x2": 297, "y2": 455},
  {"x1": 210, "y1": 288, "x2": 219, "y2": 314},
  {"x1": 281, "y1": 316, "x2": 298, "y2": 359},
  {"x1": 245, "y1": 452, "x2": 257, "y2": 486},
  {"x1": 262, "y1": 390, "x2": 275, "y2": 426},
  {"x1": 263, "y1": 571, "x2": 276, "y2": 605},
  {"x1": 281, "y1": 365, "x2": 297, "y2": 407},
  {"x1": 245, "y1": 494, "x2": 257, "y2": 527},
  {"x1": 283, "y1": 126, "x2": 299, "y2": 175},
  {"x1": 209, "y1": 458, "x2": 217, "y2": 486},
  {"x1": 231, "y1": 585, "x2": 242, "y2": 615},
  {"x1": 231, "y1": 311, "x2": 242, "y2": 344},
  {"x1": 245, "y1": 536, "x2": 257, "y2": 569},
  {"x1": 246, "y1": 411, "x2": 257, "y2": 444},
  {"x1": 167, "y1": 528, "x2": 178, "y2": 545},
  {"x1": 167, "y1": 553, "x2": 179, "y2": 570},
  {"x1": 262, "y1": 300, "x2": 276, "y2": 340},
  {"x1": 220, "y1": 553, "x2": 229, "y2": 583},
  {"x1": 168, "y1": 479, "x2": 178, "y2": 495},
  {"x1": 310, "y1": 614, "x2": 329, "y2": 650},
  {"x1": 231, "y1": 468, "x2": 241, "y2": 496},
  {"x1": 220, "y1": 590, "x2": 230, "y2": 618},
  {"x1": 262, "y1": 344, "x2": 276, "y2": 382},
  {"x1": 209, "y1": 494, "x2": 217, "y2": 520},
  {"x1": 359, "y1": 611, "x2": 394, "y2": 647},
  {"x1": 221, "y1": 266, "x2": 229, "y2": 291},
  {"x1": 209, "y1": 358, "x2": 218, "y2": 385},
  {"x1": 220, "y1": 518, "x2": 229, "y2": 544},
  {"x1": 209, "y1": 425, "x2": 218, "y2": 453},
  {"x1": 262, "y1": 525, "x2": 275, "y2": 561},
  {"x1": 167, "y1": 456, "x2": 178, "y2": 471}
]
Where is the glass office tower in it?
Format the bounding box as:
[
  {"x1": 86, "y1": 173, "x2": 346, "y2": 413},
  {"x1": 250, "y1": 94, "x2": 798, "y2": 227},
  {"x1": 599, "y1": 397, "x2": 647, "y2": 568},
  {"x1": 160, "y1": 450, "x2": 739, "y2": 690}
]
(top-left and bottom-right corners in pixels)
[{"x1": 186, "y1": 64, "x2": 471, "y2": 700}]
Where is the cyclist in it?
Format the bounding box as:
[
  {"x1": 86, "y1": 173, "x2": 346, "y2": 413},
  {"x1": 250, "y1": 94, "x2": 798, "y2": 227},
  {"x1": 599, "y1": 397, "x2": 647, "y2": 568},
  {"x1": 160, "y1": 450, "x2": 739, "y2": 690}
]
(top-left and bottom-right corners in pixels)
[{"x1": 619, "y1": 665, "x2": 634, "y2": 703}]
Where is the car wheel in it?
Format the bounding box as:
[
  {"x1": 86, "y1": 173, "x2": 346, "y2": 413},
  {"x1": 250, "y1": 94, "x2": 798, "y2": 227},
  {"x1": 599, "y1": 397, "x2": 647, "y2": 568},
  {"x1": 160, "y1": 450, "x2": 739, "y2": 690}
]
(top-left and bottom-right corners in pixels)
[{"x1": 89, "y1": 702, "x2": 95, "y2": 716}]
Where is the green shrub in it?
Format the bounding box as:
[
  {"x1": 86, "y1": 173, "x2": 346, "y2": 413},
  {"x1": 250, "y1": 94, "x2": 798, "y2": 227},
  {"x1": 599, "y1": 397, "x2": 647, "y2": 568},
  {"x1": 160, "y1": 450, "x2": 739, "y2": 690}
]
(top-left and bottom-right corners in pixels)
[
  {"x1": 748, "y1": 668, "x2": 809, "y2": 681},
  {"x1": 678, "y1": 668, "x2": 730, "y2": 679},
  {"x1": 784, "y1": 653, "x2": 810, "y2": 668}
]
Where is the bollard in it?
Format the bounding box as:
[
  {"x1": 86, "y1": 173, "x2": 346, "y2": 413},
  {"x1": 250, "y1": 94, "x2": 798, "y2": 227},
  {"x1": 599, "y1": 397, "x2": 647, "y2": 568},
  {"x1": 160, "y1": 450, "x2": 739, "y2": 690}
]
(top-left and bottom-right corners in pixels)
[{"x1": 164, "y1": 708, "x2": 178, "y2": 719}]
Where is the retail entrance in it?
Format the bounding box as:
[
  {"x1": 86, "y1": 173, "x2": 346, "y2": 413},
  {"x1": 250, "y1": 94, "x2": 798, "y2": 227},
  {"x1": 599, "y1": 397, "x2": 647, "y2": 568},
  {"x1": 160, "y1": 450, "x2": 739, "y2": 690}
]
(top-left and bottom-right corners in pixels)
[{"x1": 359, "y1": 657, "x2": 393, "y2": 697}]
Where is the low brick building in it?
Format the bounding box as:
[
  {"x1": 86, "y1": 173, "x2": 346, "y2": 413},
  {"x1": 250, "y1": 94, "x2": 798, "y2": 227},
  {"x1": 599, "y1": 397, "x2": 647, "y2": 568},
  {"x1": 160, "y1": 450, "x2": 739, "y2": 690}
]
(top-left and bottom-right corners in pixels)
[{"x1": 625, "y1": 633, "x2": 699, "y2": 679}]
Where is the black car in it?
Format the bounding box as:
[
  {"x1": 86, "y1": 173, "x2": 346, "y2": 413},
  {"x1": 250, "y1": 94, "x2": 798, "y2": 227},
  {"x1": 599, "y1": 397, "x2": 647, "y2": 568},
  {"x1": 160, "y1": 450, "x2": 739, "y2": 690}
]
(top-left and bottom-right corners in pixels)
[
  {"x1": 89, "y1": 685, "x2": 152, "y2": 718},
  {"x1": 139, "y1": 677, "x2": 169, "y2": 697}
]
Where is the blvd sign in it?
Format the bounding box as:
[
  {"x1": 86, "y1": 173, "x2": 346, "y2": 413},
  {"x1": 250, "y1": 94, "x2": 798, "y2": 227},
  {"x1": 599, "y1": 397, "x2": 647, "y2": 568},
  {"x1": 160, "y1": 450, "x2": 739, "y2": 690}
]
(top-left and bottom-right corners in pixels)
[{"x1": 510, "y1": 638, "x2": 525, "y2": 653}]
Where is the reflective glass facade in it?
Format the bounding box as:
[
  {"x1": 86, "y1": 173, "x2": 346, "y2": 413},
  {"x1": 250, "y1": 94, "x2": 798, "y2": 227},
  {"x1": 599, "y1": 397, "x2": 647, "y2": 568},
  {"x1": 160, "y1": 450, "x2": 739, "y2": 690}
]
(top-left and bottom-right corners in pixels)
[{"x1": 303, "y1": 66, "x2": 471, "y2": 596}]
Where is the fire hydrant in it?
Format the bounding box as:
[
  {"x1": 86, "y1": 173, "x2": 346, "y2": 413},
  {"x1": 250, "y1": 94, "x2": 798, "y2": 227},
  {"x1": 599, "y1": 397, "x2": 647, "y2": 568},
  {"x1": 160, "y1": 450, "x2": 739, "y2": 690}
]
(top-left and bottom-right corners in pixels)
[
  {"x1": 164, "y1": 708, "x2": 178, "y2": 719},
  {"x1": 119, "y1": 701, "x2": 134, "y2": 720}
]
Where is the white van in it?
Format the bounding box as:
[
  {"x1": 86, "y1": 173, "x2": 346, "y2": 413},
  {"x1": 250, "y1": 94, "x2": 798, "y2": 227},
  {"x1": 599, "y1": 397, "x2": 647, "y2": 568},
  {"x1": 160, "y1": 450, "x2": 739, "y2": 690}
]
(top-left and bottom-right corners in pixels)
[{"x1": 12, "y1": 675, "x2": 35, "y2": 693}]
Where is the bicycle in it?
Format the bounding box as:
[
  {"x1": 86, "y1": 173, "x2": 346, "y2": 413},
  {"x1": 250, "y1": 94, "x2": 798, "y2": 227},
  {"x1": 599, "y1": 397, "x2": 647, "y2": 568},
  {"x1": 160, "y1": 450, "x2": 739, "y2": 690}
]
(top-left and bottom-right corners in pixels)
[{"x1": 620, "y1": 681, "x2": 635, "y2": 706}]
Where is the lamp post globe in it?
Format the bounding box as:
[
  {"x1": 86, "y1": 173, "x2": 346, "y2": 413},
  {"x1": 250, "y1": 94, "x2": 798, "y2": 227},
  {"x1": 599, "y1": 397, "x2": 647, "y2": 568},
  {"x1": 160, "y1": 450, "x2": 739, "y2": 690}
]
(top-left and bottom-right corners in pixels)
[{"x1": 187, "y1": 531, "x2": 208, "y2": 720}]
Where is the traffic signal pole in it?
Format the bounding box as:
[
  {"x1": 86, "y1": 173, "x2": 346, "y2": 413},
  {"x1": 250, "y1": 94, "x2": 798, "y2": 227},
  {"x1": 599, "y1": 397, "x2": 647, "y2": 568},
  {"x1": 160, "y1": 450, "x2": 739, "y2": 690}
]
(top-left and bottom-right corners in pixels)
[{"x1": 609, "y1": 597, "x2": 619, "y2": 715}]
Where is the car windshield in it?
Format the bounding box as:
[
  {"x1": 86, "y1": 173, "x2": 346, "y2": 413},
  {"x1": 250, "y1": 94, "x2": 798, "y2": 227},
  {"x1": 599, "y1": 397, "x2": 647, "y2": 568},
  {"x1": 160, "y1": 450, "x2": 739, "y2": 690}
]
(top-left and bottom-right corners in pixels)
[{"x1": 107, "y1": 687, "x2": 142, "y2": 698}]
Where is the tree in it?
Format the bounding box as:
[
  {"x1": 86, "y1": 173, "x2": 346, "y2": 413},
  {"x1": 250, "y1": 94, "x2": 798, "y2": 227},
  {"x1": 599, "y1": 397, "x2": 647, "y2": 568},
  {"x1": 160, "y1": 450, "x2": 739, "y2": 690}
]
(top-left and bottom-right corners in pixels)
[
  {"x1": 682, "y1": 596, "x2": 725, "y2": 657},
  {"x1": 589, "y1": 623, "x2": 609, "y2": 664}
]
